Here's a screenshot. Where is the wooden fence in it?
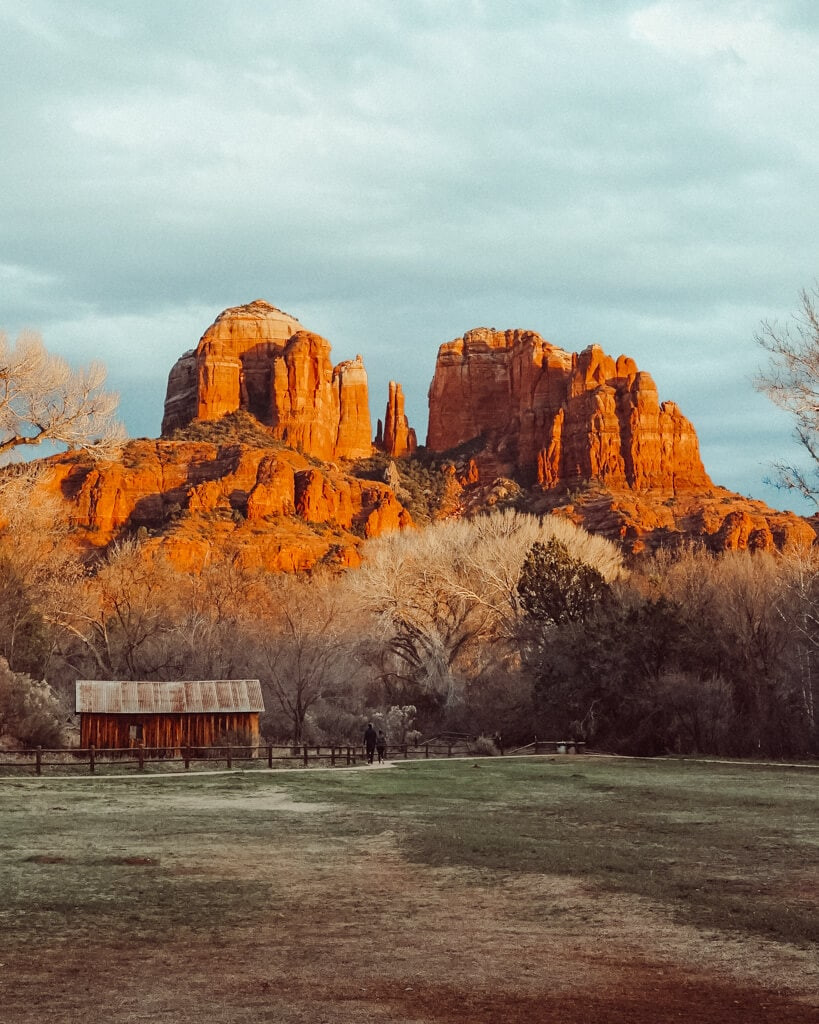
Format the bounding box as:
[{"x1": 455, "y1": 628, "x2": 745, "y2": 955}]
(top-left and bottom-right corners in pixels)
[{"x1": 0, "y1": 738, "x2": 586, "y2": 777}]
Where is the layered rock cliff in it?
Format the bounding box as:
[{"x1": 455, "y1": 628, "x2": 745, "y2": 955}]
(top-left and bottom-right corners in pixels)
[
  {"x1": 427, "y1": 328, "x2": 709, "y2": 493},
  {"x1": 162, "y1": 301, "x2": 374, "y2": 461},
  {"x1": 40, "y1": 439, "x2": 412, "y2": 572}
]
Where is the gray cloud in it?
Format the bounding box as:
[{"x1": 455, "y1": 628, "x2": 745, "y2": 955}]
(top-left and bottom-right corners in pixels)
[{"x1": 1, "y1": 0, "x2": 817, "y2": 511}]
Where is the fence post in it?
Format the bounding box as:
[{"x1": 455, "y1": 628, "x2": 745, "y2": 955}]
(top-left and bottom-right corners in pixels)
[
  {"x1": 403, "y1": 744, "x2": 408, "y2": 760},
  {"x1": 448, "y1": 743, "x2": 452, "y2": 758},
  {"x1": 35, "y1": 746, "x2": 42, "y2": 776},
  {"x1": 226, "y1": 744, "x2": 232, "y2": 770},
  {"x1": 534, "y1": 736, "x2": 539, "y2": 755},
  {"x1": 346, "y1": 746, "x2": 351, "y2": 765},
  {"x1": 89, "y1": 744, "x2": 95, "y2": 775},
  {"x1": 184, "y1": 746, "x2": 190, "y2": 771},
  {"x1": 137, "y1": 743, "x2": 145, "y2": 771},
  {"x1": 301, "y1": 745, "x2": 307, "y2": 767},
  {"x1": 425, "y1": 743, "x2": 429, "y2": 759},
  {"x1": 331, "y1": 746, "x2": 336, "y2": 767},
  {"x1": 267, "y1": 744, "x2": 273, "y2": 769}
]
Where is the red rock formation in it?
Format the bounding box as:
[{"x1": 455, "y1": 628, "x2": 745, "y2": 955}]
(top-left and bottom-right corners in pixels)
[
  {"x1": 162, "y1": 300, "x2": 372, "y2": 461},
  {"x1": 270, "y1": 331, "x2": 340, "y2": 460},
  {"x1": 335, "y1": 356, "x2": 373, "y2": 459},
  {"x1": 245, "y1": 456, "x2": 296, "y2": 519},
  {"x1": 381, "y1": 381, "x2": 417, "y2": 458},
  {"x1": 35, "y1": 439, "x2": 412, "y2": 572},
  {"x1": 427, "y1": 329, "x2": 710, "y2": 495}
]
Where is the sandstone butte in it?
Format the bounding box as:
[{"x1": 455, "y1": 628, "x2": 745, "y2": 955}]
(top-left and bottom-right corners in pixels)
[
  {"x1": 24, "y1": 300, "x2": 418, "y2": 573},
  {"x1": 15, "y1": 304, "x2": 816, "y2": 571},
  {"x1": 425, "y1": 327, "x2": 816, "y2": 554},
  {"x1": 162, "y1": 299, "x2": 402, "y2": 462}
]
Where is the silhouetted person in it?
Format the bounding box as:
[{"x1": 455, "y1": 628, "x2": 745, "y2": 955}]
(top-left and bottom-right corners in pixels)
[
  {"x1": 364, "y1": 723, "x2": 377, "y2": 764},
  {"x1": 376, "y1": 730, "x2": 387, "y2": 763}
]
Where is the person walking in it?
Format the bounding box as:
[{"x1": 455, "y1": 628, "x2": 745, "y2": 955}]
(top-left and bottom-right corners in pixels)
[
  {"x1": 376, "y1": 730, "x2": 387, "y2": 763},
  {"x1": 363, "y1": 722, "x2": 377, "y2": 764}
]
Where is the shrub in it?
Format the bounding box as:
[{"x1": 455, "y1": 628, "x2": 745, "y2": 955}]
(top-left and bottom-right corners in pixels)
[
  {"x1": 473, "y1": 735, "x2": 499, "y2": 756},
  {"x1": 168, "y1": 410, "x2": 282, "y2": 448},
  {"x1": 0, "y1": 657, "x2": 65, "y2": 747},
  {"x1": 352, "y1": 451, "x2": 452, "y2": 524}
]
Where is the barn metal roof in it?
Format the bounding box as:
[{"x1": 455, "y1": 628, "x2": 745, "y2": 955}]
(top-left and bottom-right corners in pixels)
[{"x1": 75, "y1": 680, "x2": 265, "y2": 715}]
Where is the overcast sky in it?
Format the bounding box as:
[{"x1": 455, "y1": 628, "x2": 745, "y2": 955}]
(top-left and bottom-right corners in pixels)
[{"x1": 2, "y1": 0, "x2": 817, "y2": 512}]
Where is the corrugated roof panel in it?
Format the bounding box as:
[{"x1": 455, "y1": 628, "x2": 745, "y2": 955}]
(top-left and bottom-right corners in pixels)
[
  {"x1": 75, "y1": 680, "x2": 265, "y2": 714},
  {"x1": 244, "y1": 679, "x2": 264, "y2": 710}
]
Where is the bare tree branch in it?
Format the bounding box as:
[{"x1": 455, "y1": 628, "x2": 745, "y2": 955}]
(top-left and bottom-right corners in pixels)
[
  {"x1": 755, "y1": 284, "x2": 819, "y2": 505},
  {"x1": 0, "y1": 330, "x2": 125, "y2": 461}
]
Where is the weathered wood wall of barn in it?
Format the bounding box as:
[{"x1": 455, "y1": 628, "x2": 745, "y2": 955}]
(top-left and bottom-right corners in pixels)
[{"x1": 79, "y1": 712, "x2": 260, "y2": 750}]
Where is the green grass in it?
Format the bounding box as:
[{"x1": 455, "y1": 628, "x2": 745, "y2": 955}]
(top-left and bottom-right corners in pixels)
[{"x1": 0, "y1": 757, "x2": 816, "y2": 951}]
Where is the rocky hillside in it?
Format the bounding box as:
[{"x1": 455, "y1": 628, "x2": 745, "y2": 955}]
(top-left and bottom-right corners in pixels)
[
  {"x1": 40, "y1": 430, "x2": 411, "y2": 572},
  {"x1": 15, "y1": 300, "x2": 815, "y2": 568}
]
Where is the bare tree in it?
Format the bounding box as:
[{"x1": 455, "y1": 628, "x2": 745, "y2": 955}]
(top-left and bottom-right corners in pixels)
[
  {"x1": 0, "y1": 464, "x2": 85, "y2": 675},
  {"x1": 755, "y1": 285, "x2": 819, "y2": 503},
  {"x1": 56, "y1": 539, "x2": 178, "y2": 679},
  {"x1": 775, "y1": 545, "x2": 819, "y2": 734},
  {"x1": 249, "y1": 576, "x2": 357, "y2": 746},
  {"x1": 1, "y1": 330, "x2": 124, "y2": 459},
  {"x1": 168, "y1": 558, "x2": 267, "y2": 680}
]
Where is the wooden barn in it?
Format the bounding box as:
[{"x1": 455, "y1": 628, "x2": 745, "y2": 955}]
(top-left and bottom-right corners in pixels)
[{"x1": 75, "y1": 679, "x2": 265, "y2": 752}]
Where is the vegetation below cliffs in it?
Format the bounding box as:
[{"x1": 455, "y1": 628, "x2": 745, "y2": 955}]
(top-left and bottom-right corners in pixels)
[{"x1": 0, "y1": 485, "x2": 816, "y2": 759}]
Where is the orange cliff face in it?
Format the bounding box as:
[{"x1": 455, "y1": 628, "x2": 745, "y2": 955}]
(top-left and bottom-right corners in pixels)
[
  {"x1": 427, "y1": 328, "x2": 711, "y2": 494},
  {"x1": 162, "y1": 300, "x2": 374, "y2": 462},
  {"x1": 36, "y1": 440, "x2": 412, "y2": 573}
]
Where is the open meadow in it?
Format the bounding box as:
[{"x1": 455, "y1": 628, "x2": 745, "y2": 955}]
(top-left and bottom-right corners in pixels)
[{"x1": 0, "y1": 756, "x2": 816, "y2": 1024}]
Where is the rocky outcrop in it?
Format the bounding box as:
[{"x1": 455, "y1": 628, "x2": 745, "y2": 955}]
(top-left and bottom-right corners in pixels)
[
  {"x1": 161, "y1": 301, "x2": 373, "y2": 461},
  {"x1": 379, "y1": 381, "x2": 417, "y2": 458},
  {"x1": 427, "y1": 329, "x2": 710, "y2": 494},
  {"x1": 336, "y1": 356, "x2": 373, "y2": 459},
  {"x1": 37, "y1": 440, "x2": 412, "y2": 572},
  {"x1": 440, "y1": 472, "x2": 815, "y2": 555}
]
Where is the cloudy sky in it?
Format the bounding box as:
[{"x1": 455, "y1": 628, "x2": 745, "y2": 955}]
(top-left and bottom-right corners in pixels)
[{"x1": 2, "y1": 0, "x2": 817, "y2": 511}]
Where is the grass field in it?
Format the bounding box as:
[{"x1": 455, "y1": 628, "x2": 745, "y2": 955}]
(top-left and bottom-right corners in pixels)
[{"x1": 0, "y1": 756, "x2": 816, "y2": 1023}]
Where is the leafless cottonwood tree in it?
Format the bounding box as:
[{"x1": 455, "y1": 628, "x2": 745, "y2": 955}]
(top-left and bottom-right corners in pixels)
[
  {"x1": 352, "y1": 510, "x2": 623, "y2": 708},
  {"x1": 167, "y1": 559, "x2": 268, "y2": 680},
  {"x1": 0, "y1": 330, "x2": 124, "y2": 459},
  {"x1": 755, "y1": 285, "x2": 819, "y2": 503},
  {"x1": 774, "y1": 546, "x2": 819, "y2": 734}
]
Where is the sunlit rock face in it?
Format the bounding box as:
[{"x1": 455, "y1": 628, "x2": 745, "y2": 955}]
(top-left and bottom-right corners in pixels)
[
  {"x1": 379, "y1": 381, "x2": 417, "y2": 458},
  {"x1": 161, "y1": 300, "x2": 373, "y2": 461},
  {"x1": 427, "y1": 328, "x2": 711, "y2": 494},
  {"x1": 38, "y1": 440, "x2": 412, "y2": 572}
]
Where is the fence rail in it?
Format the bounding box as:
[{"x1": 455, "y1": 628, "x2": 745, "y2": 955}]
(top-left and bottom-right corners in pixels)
[{"x1": 0, "y1": 738, "x2": 586, "y2": 777}]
